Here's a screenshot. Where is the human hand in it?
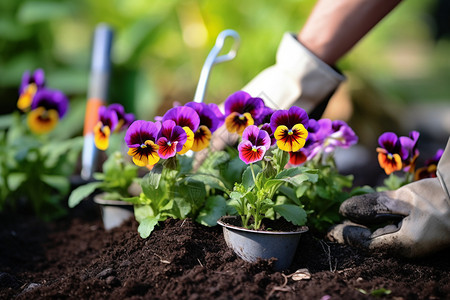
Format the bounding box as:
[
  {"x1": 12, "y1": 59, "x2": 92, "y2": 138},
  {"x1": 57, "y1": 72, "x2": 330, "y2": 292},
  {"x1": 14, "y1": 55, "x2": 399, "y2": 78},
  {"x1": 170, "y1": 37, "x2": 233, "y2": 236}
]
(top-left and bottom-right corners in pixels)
[{"x1": 327, "y1": 177, "x2": 450, "y2": 257}]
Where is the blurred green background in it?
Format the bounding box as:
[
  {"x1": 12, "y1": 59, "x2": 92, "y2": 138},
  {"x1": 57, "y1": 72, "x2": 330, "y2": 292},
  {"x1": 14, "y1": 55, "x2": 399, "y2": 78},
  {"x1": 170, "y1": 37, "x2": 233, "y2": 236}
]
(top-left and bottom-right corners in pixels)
[{"x1": 1, "y1": 0, "x2": 449, "y2": 148}]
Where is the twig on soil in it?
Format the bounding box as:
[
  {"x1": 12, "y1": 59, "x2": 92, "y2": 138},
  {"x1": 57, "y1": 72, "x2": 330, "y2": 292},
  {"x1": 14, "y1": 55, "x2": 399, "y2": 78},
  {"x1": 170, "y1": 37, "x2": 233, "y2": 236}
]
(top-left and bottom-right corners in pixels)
[
  {"x1": 320, "y1": 240, "x2": 337, "y2": 272},
  {"x1": 180, "y1": 219, "x2": 187, "y2": 227},
  {"x1": 152, "y1": 252, "x2": 171, "y2": 264},
  {"x1": 197, "y1": 258, "x2": 204, "y2": 267}
]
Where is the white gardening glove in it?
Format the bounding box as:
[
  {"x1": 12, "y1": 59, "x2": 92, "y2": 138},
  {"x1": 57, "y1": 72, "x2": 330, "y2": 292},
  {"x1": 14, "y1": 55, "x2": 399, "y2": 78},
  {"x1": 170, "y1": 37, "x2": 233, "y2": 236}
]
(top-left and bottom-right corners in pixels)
[
  {"x1": 242, "y1": 33, "x2": 345, "y2": 118},
  {"x1": 327, "y1": 138, "x2": 450, "y2": 257}
]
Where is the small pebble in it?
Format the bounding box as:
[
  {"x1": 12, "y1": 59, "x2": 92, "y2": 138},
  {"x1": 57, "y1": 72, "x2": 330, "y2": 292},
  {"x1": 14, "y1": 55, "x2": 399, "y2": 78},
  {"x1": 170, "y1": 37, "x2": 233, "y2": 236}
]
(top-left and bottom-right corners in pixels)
[
  {"x1": 291, "y1": 268, "x2": 311, "y2": 281},
  {"x1": 96, "y1": 268, "x2": 115, "y2": 279},
  {"x1": 22, "y1": 283, "x2": 42, "y2": 293},
  {"x1": 105, "y1": 276, "x2": 120, "y2": 286}
]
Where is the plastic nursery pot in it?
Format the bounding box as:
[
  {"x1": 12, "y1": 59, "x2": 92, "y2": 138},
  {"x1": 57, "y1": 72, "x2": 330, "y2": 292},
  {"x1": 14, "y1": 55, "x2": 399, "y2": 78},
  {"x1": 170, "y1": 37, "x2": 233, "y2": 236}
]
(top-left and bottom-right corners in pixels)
[
  {"x1": 93, "y1": 194, "x2": 134, "y2": 230},
  {"x1": 217, "y1": 216, "x2": 308, "y2": 271}
]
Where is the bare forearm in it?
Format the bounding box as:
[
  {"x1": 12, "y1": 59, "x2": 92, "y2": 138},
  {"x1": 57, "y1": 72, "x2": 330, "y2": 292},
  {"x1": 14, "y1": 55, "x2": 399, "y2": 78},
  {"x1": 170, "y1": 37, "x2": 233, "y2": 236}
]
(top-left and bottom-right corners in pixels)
[{"x1": 298, "y1": 0, "x2": 402, "y2": 65}]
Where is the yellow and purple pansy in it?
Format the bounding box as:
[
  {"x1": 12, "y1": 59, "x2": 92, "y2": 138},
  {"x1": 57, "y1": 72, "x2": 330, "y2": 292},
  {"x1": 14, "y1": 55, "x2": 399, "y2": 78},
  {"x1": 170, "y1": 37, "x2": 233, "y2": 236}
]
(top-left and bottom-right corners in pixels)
[
  {"x1": 162, "y1": 106, "x2": 200, "y2": 155},
  {"x1": 224, "y1": 91, "x2": 264, "y2": 135},
  {"x1": 125, "y1": 120, "x2": 162, "y2": 167},
  {"x1": 94, "y1": 104, "x2": 135, "y2": 150},
  {"x1": 238, "y1": 125, "x2": 271, "y2": 164},
  {"x1": 18, "y1": 69, "x2": 45, "y2": 112},
  {"x1": 376, "y1": 132, "x2": 404, "y2": 175},
  {"x1": 270, "y1": 106, "x2": 309, "y2": 152},
  {"x1": 27, "y1": 89, "x2": 68, "y2": 134},
  {"x1": 156, "y1": 120, "x2": 188, "y2": 159},
  {"x1": 414, "y1": 148, "x2": 443, "y2": 180},
  {"x1": 185, "y1": 102, "x2": 224, "y2": 152}
]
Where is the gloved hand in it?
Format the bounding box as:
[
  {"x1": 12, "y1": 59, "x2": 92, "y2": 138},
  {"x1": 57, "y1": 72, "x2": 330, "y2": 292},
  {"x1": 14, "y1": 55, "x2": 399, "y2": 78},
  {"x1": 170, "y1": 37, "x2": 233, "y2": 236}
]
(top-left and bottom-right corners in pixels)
[
  {"x1": 327, "y1": 138, "x2": 450, "y2": 257},
  {"x1": 242, "y1": 33, "x2": 345, "y2": 118}
]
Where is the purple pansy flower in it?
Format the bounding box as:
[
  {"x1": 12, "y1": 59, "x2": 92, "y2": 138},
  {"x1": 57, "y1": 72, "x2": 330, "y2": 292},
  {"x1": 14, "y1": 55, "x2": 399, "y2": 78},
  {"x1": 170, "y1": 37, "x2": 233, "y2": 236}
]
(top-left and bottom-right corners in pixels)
[
  {"x1": 95, "y1": 104, "x2": 135, "y2": 150},
  {"x1": 399, "y1": 131, "x2": 420, "y2": 172},
  {"x1": 376, "y1": 132, "x2": 403, "y2": 175},
  {"x1": 108, "y1": 103, "x2": 135, "y2": 131},
  {"x1": 238, "y1": 125, "x2": 271, "y2": 164},
  {"x1": 125, "y1": 120, "x2": 162, "y2": 166},
  {"x1": 18, "y1": 69, "x2": 46, "y2": 111},
  {"x1": 224, "y1": 91, "x2": 265, "y2": 135},
  {"x1": 185, "y1": 102, "x2": 224, "y2": 152},
  {"x1": 270, "y1": 106, "x2": 309, "y2": 152},
  {"x1": 27, "y1": 89, "x2": 69, "y2": 134},
  {"x1": 162, "y1": 106, "x2": 200, "y2": 154},
  {"x1": 157, "y1": 120, "x2": 187, "y2": 159}
]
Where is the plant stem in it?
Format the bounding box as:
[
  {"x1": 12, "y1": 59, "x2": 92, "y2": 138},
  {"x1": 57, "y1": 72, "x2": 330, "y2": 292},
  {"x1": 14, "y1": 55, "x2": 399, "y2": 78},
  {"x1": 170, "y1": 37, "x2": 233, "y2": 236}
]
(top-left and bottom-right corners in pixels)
[{"x1": 249, "y1": 163, "x2": 258, "y2": 189}]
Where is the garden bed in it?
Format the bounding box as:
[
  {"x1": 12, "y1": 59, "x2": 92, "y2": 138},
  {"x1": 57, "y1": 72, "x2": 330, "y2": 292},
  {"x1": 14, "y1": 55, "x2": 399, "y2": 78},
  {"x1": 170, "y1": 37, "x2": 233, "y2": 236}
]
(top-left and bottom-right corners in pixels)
[{"x1": 1, "y1": 199, "x2": 448, "y2": 300}]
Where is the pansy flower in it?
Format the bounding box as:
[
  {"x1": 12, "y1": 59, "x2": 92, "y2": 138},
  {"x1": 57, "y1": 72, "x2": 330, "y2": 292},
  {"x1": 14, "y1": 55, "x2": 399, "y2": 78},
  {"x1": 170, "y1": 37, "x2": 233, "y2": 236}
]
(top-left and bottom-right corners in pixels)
[
  {"x1": 162, "y1": 106, "x2": 200, "y2": 155},
  {"x1": 125, "y1": 120, "x2": 161, "y2": 167},
  {"x1": 224, "y1": 91, "x2": 264, "y2": 135},
  {"x1": 399, "y1": 131, "x2": 420, "y2": 173},
  {"x1": 270, "y1": 106, "x2": 309, "y2": 152},
  {"x1": 94, "y1": 104, "x2": 135, "y2": 150},
  {"x1": 108, "y1": 103, "x2": 135, "y2": 131},
  {"x1": 156, "y1": 120, "x2": 187, "y2": 159},
  {"x1": 18, "y1": 69, "x2": 45, "y2": 111},
  {"x1": 414, "y1": 148, "x2": 443, "y2": 180},
  {"x1": 27, "y1": 89, "x2": 69, "y2": 134},
  {"x1": 288, "y1": 119, "x2": 320, "y2": 165},
  {"x1": 376, "y1": 132, "x2": 403, "y2": 175},
  {"x1": 185, "y1": 102, "x2": 224, "y2": 152},
  {"x1": 318, "y1": 119, "x2": 358, "y2": 153},
  {"x1": 238, "y1": 125, "x2": 270, "y2": 164}
]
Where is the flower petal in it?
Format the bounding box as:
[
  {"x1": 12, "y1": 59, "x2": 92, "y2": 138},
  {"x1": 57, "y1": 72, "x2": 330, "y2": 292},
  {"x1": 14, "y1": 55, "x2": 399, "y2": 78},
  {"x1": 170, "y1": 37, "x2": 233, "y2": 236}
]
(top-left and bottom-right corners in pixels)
[
  {"x1": 225, "y1": 112, "x2": 254, "y2": 135},
  {"x1": 191, "y1": 125, "x2": 212, "y2": 152},
  {"x1": 27, "y1": 107, "x2": 59, "y2": 134},
  {"x1": 238, "y1": 140, "x2": 266, "y2": 164},
  {"x1": 94, "y1": 122, "x2": 111, "y2": 150}
]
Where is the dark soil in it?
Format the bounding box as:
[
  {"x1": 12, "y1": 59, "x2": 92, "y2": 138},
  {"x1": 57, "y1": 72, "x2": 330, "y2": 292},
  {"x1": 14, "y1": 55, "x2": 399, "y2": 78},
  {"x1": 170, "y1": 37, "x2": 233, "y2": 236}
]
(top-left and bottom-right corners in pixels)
[{"x1": 1, "y1": 199, "x2": 449, "y2": 300}]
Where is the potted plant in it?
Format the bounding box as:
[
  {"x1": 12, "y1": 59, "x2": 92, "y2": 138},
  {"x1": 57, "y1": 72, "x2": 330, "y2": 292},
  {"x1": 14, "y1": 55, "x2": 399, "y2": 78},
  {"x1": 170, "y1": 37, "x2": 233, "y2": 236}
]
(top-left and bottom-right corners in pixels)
[
  {"x1": 68, "y1": 103, "x2": 137, "y2": 230},
  {"x1": 0, "y1": 69, "x2": 83, "y2": 221},
  {"x1": 202, "y1": 91, "x2": 362, "y2": 270}
]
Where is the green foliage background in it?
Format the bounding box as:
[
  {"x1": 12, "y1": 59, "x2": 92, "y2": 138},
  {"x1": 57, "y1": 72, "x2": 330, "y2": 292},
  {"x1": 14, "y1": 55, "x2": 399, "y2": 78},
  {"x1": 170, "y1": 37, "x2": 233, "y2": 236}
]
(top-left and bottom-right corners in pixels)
[{"x1": 1, "y1": 0, "x2": 449, "y2": 138}]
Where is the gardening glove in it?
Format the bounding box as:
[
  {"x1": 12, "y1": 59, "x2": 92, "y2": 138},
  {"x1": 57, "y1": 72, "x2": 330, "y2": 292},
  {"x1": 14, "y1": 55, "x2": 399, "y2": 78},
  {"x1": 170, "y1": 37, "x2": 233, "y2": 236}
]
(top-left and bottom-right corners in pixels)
[
  {"x1": 327, "y1": 138, "x2": 450, "y2": 258},
  {"x1": 242, "y1": 32, "x2": 345, "y2": 119}
]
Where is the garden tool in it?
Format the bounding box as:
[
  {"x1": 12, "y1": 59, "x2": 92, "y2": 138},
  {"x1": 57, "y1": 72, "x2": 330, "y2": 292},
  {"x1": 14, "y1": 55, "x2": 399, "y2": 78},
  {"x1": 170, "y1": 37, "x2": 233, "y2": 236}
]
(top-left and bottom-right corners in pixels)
[
  {"x1": 193, "y1": 29, "x2": 240, "y2": 103},
  {"x1": 81, "y1": 24, "x2": 113, "y2": 180},
  {"x1": 327, "y1": 138, "x2": 450, "y2": 257},
  {"x1": 242, "y1": 33, "x2": 345, "y2": 119}
]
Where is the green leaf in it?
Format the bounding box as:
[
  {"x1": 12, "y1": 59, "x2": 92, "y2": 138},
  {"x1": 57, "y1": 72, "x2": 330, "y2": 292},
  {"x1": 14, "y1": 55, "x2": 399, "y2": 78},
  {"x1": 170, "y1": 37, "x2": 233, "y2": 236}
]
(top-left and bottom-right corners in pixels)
[
  {"x1": 41, "y1": 174, "x2": 70, "y2": 195},
  {"x1": 370, "y1": 288, "x2": 391, "y2": 297},
  {"x1": 278, "y1": 186, "x2": 301, "y2": 206},
  {"x1": 138, "y1": 215, "x2": 160, "y2": 239},
  {"x1": 7, "y1": 172, "x2": 26, "y2": 192},
  {"x1": 134, "y1": 204, "x2": 155, "y2": 223},
  {"x1": 188, "y1": 174, "x2": 227, "y2": 192},
  {"x1": 274, "y1": 204, "x2": 307, "y2": 226},
  {"x1": 141, "y1": 168, "x2": 166, "y2": 204},
  {"x1": 68, "y1": 181, "x2": 102, "y2": 208},
  {"x1": 172, "y1": 197, "x2": 191, "y2": 219},
  {"x1": 196, "y1": 195, "x2": 227, "y2": 226}
]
